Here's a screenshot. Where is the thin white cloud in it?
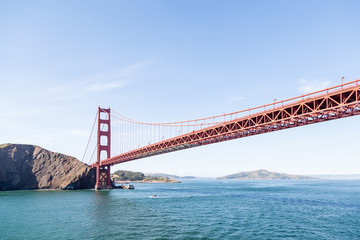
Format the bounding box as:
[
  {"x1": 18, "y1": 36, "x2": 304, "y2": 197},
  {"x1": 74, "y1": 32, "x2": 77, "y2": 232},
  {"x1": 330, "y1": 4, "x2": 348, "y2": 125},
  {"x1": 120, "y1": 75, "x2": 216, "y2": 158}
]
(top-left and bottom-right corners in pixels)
[
  {"x1": 87, "y1": 62, "x2": 149, "y2": 82},
  {"x1": 44, "y1": 62, "x2": 149, "y2": 101},
  {"x1": 85, "y1": 81, "x2": 127, "y2": 92},
  {"x1": 298, "y1": 79, "x2": 332, "y2": 93},
  {"x1": 46, "y1": 85, "x2": 68, "y2": 95},
  {"x1": 229, "y1": 96, "x2": 245, "y2": 102},
  {"x1": 44, "y1": 81, "x2": 88, "y2": 101}
]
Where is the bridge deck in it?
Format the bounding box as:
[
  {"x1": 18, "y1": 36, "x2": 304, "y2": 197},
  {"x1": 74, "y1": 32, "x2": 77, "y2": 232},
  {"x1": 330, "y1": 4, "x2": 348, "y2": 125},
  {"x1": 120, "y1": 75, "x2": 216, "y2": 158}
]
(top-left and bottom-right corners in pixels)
[{"x1": 91, "y1": 80, "x2": 360, "y2": 167}]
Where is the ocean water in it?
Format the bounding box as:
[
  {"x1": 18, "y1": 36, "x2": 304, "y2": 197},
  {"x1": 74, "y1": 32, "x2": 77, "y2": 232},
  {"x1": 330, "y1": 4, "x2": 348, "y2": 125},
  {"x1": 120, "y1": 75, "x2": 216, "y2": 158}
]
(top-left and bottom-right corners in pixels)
[{"x1": 0, "y1": 179, "x2": 359, "y2": 240}]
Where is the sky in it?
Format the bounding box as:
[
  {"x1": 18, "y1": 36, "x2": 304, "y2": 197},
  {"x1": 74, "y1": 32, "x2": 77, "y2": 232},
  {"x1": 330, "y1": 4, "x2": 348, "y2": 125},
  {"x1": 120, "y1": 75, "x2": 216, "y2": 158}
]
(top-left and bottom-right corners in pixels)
[{"x1": 1, "y1": 0, "x2": 360, "y2": 177}]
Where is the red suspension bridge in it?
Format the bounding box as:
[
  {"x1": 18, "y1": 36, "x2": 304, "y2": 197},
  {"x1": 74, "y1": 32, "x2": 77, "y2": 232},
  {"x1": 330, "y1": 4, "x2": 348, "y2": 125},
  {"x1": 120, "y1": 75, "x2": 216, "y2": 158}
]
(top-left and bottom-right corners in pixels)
[{"x1": 83, "y1": 79, "x2": 360, "y2": 190}]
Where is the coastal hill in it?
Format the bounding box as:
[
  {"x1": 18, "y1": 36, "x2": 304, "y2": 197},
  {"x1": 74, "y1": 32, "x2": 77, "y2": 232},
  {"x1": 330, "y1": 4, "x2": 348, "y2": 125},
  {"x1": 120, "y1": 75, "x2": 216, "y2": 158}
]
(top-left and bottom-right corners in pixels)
[
  {"x1": 218, "y1": 169, "x2": 315, "y2": 180},
  {"x1": 111, "y1": 170, "x2": 145, "y2": 181},
  {"x1": 145, "y1": 173, "x2": 195, "y2": 179},
  {"x1": 112, "y1": 170, "x2": 180, "y2": 183},
  {"x1": 0, "y1": 144, "x2": 95, "y2": 190}
]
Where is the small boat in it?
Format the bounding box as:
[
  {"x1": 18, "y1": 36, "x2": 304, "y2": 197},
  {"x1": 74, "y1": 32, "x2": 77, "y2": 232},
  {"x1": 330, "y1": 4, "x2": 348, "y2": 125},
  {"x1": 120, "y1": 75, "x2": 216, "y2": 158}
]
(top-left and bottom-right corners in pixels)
[
  {"x1": 149, "y1": 195, "x2": 158, "y2": 198},
  {"x1": 122, "y1": 184, "x2": 135, "y2": 189},
  {"x1": 114, "y1": 184, "x2": 135, "y2": 189}
]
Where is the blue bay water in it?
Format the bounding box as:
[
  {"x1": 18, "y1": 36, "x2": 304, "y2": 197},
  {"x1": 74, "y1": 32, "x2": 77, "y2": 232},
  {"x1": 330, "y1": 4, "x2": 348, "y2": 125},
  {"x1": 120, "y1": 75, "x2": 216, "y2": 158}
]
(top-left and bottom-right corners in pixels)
[{"x1": 0, "y1": 179, "x2": 359, "y2": 239}]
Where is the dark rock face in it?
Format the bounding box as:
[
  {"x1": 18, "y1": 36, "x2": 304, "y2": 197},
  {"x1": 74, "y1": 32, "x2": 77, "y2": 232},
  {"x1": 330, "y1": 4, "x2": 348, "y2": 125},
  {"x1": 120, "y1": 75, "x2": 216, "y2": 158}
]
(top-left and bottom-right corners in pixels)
[{"x1": 0, "y1": 144, "x2": 95, "y2": 190}]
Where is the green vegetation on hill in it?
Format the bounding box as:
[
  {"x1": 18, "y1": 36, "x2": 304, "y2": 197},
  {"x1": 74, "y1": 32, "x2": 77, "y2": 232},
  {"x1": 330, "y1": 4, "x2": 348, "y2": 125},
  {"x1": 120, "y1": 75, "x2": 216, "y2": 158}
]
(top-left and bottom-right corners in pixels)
[
  {"x1": 144, "y1": 176, "x2": 170, "y2": 181},
  {"x1": 112, "y1": 170, "x2": 145, "y2": 181},
  {"x1": 111, "y1": 170, "x2": 180, "y2": 183}
]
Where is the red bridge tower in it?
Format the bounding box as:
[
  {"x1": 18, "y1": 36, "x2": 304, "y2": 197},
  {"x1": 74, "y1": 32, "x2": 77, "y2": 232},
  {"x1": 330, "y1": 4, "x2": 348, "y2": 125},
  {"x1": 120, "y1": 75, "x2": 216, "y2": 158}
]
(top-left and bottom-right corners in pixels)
[{"x1": 95, "y1": 107, "x2": 112, "y2": 190}]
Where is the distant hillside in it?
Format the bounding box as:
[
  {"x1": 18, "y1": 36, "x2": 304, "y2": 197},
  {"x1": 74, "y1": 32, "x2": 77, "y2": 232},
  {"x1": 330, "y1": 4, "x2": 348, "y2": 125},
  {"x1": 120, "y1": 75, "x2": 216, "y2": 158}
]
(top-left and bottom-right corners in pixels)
[
  {"x1": 218, "y1": 169, "x2": 315, "y2": 180},
  {"x1": 145, "y1": 173, "x2": 195, "y2": 179},
  {"x1": 111, "y1": 170, "x2": 180, "y2": 183},
  {"x1": 112, "y1": 170, "x2": 145, "y2": 181}
]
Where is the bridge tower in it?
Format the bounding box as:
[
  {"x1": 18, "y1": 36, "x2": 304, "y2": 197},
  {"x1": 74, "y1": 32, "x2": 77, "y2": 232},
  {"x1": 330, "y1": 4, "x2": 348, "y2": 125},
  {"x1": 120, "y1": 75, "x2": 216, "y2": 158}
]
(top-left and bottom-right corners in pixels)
[{"x1": 95, "y1": 107, "x2": 112, "y2": 190}]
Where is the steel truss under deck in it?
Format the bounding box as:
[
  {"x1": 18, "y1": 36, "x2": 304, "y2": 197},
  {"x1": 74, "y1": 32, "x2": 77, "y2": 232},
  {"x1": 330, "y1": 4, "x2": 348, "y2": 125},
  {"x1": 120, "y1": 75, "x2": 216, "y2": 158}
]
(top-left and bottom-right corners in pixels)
[{"x1": 91, "y1": 79, "x2": 360, "y2": 168}]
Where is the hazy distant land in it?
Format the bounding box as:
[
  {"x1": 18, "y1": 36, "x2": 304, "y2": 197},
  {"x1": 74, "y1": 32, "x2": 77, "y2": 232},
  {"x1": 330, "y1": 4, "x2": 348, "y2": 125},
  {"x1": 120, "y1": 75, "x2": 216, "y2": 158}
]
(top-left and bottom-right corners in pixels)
[
  {"x1": 114, "y1": 170, "x2": 360, "y2": 181},
  {"x1": 307, "y1": 174, "x2": 360, "y2": 180},
  {"x1": 145, "y1": 173, "x2": 196, "y2": 179},
  {"x1": 111, "y1": 170, "x2": 181, "y2": 183},
  {"x1": 218, "y1": 169, "x2": 316, "y2": 180},
  {"x1": 2, "y1": 142, "x2": 359, "y2": 192}
]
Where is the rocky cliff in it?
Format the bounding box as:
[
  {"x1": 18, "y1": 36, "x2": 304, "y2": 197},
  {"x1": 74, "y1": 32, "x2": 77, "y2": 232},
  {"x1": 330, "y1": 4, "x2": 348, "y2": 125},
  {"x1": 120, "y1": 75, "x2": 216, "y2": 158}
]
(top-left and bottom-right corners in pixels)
[{"x1": 0, "y1": 144, "x2": 95, "y2": 190}]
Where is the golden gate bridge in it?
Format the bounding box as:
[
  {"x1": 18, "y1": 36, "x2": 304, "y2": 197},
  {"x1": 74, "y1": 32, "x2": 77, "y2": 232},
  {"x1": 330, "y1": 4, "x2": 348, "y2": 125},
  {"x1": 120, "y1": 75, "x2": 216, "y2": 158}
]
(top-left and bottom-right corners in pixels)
[{"x1": 82, "y1": 79, "x2": 360, "y2": 190}]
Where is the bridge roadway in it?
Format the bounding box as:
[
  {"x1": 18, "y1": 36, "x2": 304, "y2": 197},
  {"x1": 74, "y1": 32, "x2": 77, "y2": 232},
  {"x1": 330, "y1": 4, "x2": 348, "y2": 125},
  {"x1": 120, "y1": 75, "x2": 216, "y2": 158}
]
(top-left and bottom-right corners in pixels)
[{"x1": 91, "y1": 79, "x2": 360, "y2": 168}]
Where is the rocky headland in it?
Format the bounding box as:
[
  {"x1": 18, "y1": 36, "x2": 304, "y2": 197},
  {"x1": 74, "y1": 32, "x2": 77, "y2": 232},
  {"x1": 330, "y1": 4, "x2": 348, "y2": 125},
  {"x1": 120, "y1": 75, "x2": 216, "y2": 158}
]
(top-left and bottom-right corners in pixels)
[{"x1": 0, "y1": 144, "x2": 95, "y2": 191}]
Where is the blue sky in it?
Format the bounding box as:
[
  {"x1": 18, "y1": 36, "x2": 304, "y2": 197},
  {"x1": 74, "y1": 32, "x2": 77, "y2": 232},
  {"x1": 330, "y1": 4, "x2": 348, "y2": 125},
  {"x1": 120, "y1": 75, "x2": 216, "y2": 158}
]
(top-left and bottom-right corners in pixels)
[{"x1": 1, "y1": 0, "x2": 359, "y2": 177}]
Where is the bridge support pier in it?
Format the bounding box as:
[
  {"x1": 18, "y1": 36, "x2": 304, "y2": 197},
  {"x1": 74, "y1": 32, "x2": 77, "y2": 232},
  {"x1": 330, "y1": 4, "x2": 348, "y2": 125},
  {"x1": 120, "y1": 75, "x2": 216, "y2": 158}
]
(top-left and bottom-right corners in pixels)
[
  {"x1": 96, "y1": 165, "x2": 112, "y2": 190},
  {"x1": 95, "y1": 107, "x2": 113, "y2": 190}
]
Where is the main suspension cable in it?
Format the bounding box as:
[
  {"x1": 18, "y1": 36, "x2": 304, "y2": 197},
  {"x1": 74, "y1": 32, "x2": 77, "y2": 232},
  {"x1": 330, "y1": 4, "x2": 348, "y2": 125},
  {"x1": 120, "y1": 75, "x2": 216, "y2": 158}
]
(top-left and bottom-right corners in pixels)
[{"x1": 82, "y1": 111, "x2": 98, "y2": 163}]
